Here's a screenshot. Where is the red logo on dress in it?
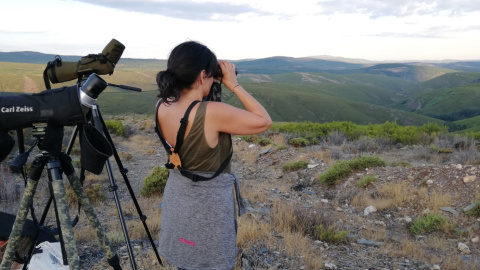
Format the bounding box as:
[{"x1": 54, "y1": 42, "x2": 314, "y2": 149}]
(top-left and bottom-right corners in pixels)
[{"x1": 179, "y1": 238, "x2": 196, "y2": 246}]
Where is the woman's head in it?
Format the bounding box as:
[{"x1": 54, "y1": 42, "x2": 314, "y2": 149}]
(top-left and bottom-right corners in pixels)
[{"x1": 156, "y1": 41, "x2": 219, "y2": 104}]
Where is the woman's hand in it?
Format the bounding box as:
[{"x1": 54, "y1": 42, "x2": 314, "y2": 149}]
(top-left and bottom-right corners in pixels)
[{"x1": 218, "y1": 60, "x2": 239, "y2": 91}]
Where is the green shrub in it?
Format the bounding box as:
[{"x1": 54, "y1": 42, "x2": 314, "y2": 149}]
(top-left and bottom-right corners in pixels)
[
  {"x1": 356, "y1": 174, "x2": 378, "y2": 188},
  {"x1": 409, "y1": 214, "x2": 448, "y2": 235},
  {"x1": 238, "y1": 135, "x2": 257, "y2": 143},
  {"x1": 270, "y1": 121, "x2": 448, "y2": 146},
  {"x1": 238, "y1": 135, "x2": 271, "y2": 146},
  {"x1": 348, "y1": 156, "x2": 386, "y2": 171},
  {"x1": 255, "y1": 137, "x2": 271, "y2": 146},
  {"x1": 318, "y1": 156, "x2": 386, "y2": 186},
  {"x1": 314, "y1": 225, "x2": 349, "y2": 244},
  {"x1": 105, "y1": 119, "x2": 125, "y2": 136},
  {"x1": 318, "y1": 160, "x2": 351, "y2": 186},
  {"x1": 276, "y1": 145, "x2": 287, "y2": 151},
  {"x1": 289, "y1": 137, "x2": 309, "y2": 147},
  {"x1": 282, "y1": 160, "x2": 309, "y2": 172},
  {"x1": 140, "y1": 166, "x2": 169, "y2": 197}
]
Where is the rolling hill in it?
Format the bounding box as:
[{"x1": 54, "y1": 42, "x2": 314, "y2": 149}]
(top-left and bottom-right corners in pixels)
[{"x1": 1, "y1": 51, "x2": 480, "y2": 130}]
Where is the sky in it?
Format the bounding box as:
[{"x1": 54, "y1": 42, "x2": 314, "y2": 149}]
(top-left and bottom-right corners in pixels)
[{"x1": 1, "y1": 0, "x2": 480, "y2": 62}]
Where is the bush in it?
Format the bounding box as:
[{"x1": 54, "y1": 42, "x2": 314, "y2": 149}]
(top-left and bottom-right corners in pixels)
[
  {"x1": 409, "y1": 214, "x2": 448, "y2": 235},
  {"x1": 282, "y1": 160, "x2": 309, "y2": 172},
  {"x1": 356, "y1": 174, "x2": 378, "y2": 188},
  {"x1": 85, "y1": 184, "x2": 106, "y2": 205},
  {"x1": 348, "y1": 156, "x2": 386, "y2": 171},
  {"x1": 314, "y1": 224, "x2": 349, "y2": 244},
  {"x1": 238, "y1": 135, "x2": 271, "y2": 146},
  {"x1": 318, "y1": 156, "x2": 386, "y2": 186},
  {"x1": 140, "y1": 166, "x2": 169, "y2": 197},
  {"x1": 105, "y1": 119, "x2": 125, "y2": 136},
  {"x1": 289, "y1": 137, "x2": 309, "y2": 147},
  {"x1": 255, "y1": 137, "x2": 271, "y2": 146},
  {"x1": 270, "y1": 121, "x2": 448, "y2": 146}
]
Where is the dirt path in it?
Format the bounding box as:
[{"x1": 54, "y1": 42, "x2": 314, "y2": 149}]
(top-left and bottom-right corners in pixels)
[
  {"x1": 135, "y1": 71, "x2": 154, "y2": 79},
  {"x1": 22, "y1": 76, "x2": 38, "y2": 93}
]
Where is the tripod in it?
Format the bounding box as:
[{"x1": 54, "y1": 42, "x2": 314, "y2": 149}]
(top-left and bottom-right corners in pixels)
[{"x1": 0, "y1": 103, "x2": 162, "y2": 269}]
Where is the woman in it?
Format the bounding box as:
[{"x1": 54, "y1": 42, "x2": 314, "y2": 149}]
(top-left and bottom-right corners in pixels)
[{"x1": 155, "y1": 41, "x2": 271, "y2": 269}]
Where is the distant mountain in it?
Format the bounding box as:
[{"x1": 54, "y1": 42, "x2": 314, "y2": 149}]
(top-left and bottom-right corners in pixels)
[
  {"x1": 233, "y1": 56, "x2": 366, "y2": 74},
  {"x1": 3, "y1": 52, "x2": 480, "y2": 130},
  {"x1": 330, "y1": 63, "x2": 457, "y2": 83},
  {"x1": 0, "y1": 51, "x2": 81, "y2": 64}
]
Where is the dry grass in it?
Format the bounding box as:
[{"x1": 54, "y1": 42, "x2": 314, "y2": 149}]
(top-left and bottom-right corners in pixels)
[
  {"x1": 307, "y1": 147, "x2": 332, "y2": 164},
  {"x1": 360, "y1": 224, "x2": 387, "y2": 242},
  {"x1": 236, "y1": 216, "x2": 273, "y2": 248},
  {"x1": 442, "y1": 255, "x2": 477, "y2": 270},
  {"x1": 351, "y1": 181, "x2": 455, "y2": 214},
  {"x1": 240, "y1": 182, "x2": 270, "y2": 204},
  {"x1": 395, "y1": 239, "x2": 426, "y2": 261},
  {"x1": 282, "y1": 231, "x2": 323, "y2": 269},
  {"x1": 269, "y1": 133, "x2": 287, "y2": 148},
  {"x1": 235, "y1": 149, "x2": 258, "y2": 164},
  {"x1": 74, "y1": 226, "x2": 97, "y2": 243}
]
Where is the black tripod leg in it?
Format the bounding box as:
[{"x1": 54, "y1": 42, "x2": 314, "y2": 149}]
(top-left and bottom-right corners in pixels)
[
  {"x1": 91, "y1": 105, "x2": 138, "y2": 270},
  {"x1": 96, "y1": 105, "x2": 163, "y2": 266}
]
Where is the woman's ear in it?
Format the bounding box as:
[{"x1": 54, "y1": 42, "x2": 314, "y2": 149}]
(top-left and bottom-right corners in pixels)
[{"x1": 199, "y1": 70, "x2": 207, "y2": 84}]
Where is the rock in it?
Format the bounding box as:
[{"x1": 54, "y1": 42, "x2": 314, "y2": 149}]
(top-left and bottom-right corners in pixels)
[
  {"x1": 291, "y1": 183, "x2": 305, "y2": 191},
  {"x1": 458, "y1": 242, "x2": 471, "y2": 254},
  {"x1": 463, "y1": 203, "x2": 478, "y2": 213},
  {"x1": 364, "y1": 205, "x2": 377, "y2": 216},
  {"x1": 357, "y1": 238, "x2": 383, "y2": 246},
  {"x1": 463, "y1": 175, "x2": 476, "y2": 183},
  {"x1": 260, "y1": 148, "x2": 271, "y2": 155},
  {"x1": 471, "y1": 236, "x2": 479, "y2": 243},
  {"x1": 324, "y1": 262, "x2": 338, "y2": 269},
  {"x1": 441, "y1": 206, "x2": 459, "y2": 216},
  {"x1": 307, "y1": 164, "x2": 319, "y2": 169},
  {"x1": 426, "y1": 179, "x2": 434, "y2": 185}
]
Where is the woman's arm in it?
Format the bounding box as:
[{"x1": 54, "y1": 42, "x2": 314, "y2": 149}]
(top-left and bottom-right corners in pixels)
[{"x1": 207, "y1": 60, "x2": 272, "y2": 135}]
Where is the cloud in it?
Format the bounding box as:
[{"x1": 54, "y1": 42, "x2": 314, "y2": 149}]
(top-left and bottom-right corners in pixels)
[
  {"x1": 72, "y1": 0, "x2": 259, "y2": 20},
  {"x1": 316, "y1": 0, "x2": 480, "y2": 18},
  {"x1": 0, "y1": 30, "x2": 46, "y2": 35}
]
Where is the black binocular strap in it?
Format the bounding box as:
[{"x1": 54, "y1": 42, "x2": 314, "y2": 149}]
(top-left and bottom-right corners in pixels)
[
  {"x1": 154, "y1": 100, "x2": 232, "y2": 182},
  {"x1": 174, "y1": 100, "x2": 201, "y2": 153},
  {"x1": 154, "y1": 100, "x2": 199, "y2": 155}
]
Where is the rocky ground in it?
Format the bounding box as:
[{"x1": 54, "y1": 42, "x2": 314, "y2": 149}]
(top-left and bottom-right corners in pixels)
[{"x1": 2, "y1": 118, "x2": 480, "y2": 270}]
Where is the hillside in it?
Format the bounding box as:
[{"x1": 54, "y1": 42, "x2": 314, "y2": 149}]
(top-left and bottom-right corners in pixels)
[
  {"x1": 3, "y1": 116, "x2": 480, "y2": 269},
  {"x1": 395, "y1": 83, "x2": 480, "y2": 121},
  {"x1": 2, "y1": 52, "x2": 480, "y2": 130}
]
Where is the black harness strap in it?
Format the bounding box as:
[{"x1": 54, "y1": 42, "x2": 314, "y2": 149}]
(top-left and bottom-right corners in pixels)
[
  {"x1": 155, "y1": 100, "x2": 232, "y2": 182},
  {"x1": 174, "y1": 100, "x2": 200, "y2": 153}
]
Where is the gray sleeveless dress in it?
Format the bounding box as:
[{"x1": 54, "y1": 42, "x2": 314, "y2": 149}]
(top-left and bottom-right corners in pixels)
[{"x1": 157, "y1": 102, "x2": 245, "y2": 269}]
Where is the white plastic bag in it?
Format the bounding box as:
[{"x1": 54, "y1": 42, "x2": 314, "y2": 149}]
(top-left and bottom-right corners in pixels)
[{"x1": 28, "y1": 242, "x2": 69, "y2": 270}]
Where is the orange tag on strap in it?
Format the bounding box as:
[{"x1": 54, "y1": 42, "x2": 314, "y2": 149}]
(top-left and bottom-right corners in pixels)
[{"x1": 169, "y1": 148, "x2": 182, "y2": 169}]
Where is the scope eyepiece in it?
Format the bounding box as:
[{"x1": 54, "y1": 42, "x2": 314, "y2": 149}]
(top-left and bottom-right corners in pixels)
[{"x1": 79, "y1": 73, "x2": 107, "y2": 108}]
